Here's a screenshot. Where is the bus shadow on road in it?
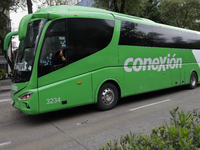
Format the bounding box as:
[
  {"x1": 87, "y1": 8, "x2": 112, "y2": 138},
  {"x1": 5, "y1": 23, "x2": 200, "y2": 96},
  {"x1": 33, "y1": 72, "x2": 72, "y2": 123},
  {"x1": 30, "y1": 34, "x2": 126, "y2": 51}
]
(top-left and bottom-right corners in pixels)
[
  {"x1": 118, "y1": 84, "x2": 193, "y2": 106},
  {"x1": 27, "y1": 103, "x2": 99, "y2": 124},
  {"x1": 26, "y1": 83, "x2": 200, "y2": 124}
]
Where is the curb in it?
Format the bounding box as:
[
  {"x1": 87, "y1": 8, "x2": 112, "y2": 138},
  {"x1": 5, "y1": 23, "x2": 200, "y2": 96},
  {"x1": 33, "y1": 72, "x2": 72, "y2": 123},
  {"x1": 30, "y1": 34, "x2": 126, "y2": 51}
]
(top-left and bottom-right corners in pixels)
[
  {"x1": 0, "y1": 86, "x2": 11, "y2": 93},
  {"x1": 0, "y1": 80, "x2": 11, "y2": 93},
  {"x1": 0, "y1": 89, "x2": 11, "y2": 93}
]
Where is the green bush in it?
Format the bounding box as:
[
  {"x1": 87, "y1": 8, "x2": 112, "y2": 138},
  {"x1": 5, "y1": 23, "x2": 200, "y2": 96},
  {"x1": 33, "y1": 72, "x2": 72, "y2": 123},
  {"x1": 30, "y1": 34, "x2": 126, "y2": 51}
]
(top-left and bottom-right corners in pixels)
[
  {"x1": 0, "y1": 69, "x2": 5, "y2": 79},
  {"x1": 94, "y1": 107, "x2": 200, "y2": 150}
]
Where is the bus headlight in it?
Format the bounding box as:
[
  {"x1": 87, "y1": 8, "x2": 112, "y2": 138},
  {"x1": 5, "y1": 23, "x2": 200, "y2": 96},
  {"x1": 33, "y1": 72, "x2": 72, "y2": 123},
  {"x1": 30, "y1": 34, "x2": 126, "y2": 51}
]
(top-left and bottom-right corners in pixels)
[{"x1": 19, "y1": 92, "x2": 33, "y2": 100}]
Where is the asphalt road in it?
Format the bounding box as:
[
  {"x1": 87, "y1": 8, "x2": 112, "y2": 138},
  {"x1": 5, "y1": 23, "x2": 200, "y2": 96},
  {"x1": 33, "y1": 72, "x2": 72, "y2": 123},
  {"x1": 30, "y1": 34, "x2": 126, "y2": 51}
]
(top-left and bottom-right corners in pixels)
[{"x1": 0, "y1": 84, "x2": 200, "y2": 150}]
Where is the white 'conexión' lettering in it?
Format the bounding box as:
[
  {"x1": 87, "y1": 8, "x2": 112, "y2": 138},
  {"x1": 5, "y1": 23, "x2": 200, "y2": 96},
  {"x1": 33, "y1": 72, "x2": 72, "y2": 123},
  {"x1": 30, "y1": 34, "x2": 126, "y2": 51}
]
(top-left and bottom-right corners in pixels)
[{"x1": 124, "y1": 54, "x2": 182, "y2": 72}]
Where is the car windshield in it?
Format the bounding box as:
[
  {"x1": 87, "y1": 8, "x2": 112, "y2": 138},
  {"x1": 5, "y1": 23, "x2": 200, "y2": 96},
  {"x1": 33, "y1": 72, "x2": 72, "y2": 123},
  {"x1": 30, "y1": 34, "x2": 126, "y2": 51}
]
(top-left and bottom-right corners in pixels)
[{"x1": 13, "y1": 19, "x2": 46, "y2": 83}]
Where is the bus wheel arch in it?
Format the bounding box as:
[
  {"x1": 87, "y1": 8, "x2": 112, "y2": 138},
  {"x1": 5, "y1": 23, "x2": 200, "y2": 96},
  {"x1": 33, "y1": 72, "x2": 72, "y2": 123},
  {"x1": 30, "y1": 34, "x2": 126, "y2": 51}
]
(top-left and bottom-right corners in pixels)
[
  {"x1": 95, "y1": 80, "x2": 121, "y2": 111},
  {"x1": 188, "y1": 71, "x2": 198, "y2": 89}
]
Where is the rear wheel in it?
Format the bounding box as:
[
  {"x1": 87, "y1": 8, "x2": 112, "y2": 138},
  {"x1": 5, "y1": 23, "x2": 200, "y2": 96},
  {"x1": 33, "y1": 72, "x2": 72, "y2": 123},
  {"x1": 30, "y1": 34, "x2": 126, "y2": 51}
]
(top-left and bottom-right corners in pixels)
[
  {"x1": 188, "y1": 72, "x2": 198, "y2": 89},
  {"x1": 96, "y1": 83, "x2": 119, "y2": 111}
]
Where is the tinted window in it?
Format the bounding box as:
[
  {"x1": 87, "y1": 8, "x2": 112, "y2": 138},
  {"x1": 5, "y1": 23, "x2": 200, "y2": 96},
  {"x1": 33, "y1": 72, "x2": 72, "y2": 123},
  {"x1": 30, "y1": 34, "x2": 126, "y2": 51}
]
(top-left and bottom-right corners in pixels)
[
  {"x1": 38, "y1": 18, "x2": 114, "y2": 77},
  {"x1": 119, "y1": 21, "x2": 154, "y2": 46},
  {"x1": 38, "y1": 19, "x2": 67, "y2": 77},
  {"x1": 50, "y1": 21, "x2": 65, "y2": 32},
  {"x1": 152, "y1": 26, "x2": 178, "y2": 48},
  {"x1": 119, "y1": 20, "x2": 200, "y2": 49},
  {"x1": 196, "y1": 34, "x2": 200, "y2": 49},
  {"x1": 177, "y1": 31, "x2": 198, "y2": 49},
  {"x1": 67, "y1": 18, "x2": 115, "y2": 64}
]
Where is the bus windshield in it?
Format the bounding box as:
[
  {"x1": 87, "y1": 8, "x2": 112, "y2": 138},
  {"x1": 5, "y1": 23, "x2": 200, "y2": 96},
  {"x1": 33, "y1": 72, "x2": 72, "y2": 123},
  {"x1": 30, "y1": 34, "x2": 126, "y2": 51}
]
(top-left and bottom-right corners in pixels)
[{"x1": 13, "y1": 19, "x2": 46, "y2": 83}]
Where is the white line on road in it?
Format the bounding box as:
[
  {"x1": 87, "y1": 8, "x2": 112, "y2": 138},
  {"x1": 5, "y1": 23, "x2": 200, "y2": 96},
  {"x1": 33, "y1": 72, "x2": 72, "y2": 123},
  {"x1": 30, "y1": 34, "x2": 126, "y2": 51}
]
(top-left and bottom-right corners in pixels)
[
  {"x1": 129, "y1": 99, "x2": 171, "y2": 111},
  {"x1": 0, "y1": 141, "x2": 11, "y2": 147},
  {"x1": 0, "y1": 99, "x2": 11, "y2": 103}
]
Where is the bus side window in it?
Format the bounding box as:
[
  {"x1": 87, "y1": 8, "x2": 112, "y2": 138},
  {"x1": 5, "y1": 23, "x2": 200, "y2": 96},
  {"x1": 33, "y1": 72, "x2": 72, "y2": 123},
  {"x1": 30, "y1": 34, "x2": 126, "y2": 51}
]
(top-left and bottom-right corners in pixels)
[
  {"x1": 119, "y1": 21, "x2": 154, "y2": 47},
  {"x1": 67, "y1": 18, "x2": 115, "y2": 64},
  {"x1": 38, "y1": 19, "x2": 67, "y2": 77},
  {"x1": 177, "y1": 31, "x2": 198, "y2": 49},
  {"x1": 152, "y1": 26, "x2": 178, "y2": 48},
  {"x1": 196, "y1": 34, "x2": 200, "y2": 49}
]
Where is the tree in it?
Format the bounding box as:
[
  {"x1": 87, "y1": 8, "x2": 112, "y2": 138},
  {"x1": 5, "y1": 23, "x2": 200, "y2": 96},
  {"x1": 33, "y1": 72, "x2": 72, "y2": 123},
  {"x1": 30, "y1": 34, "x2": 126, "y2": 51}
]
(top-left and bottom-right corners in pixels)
[
  {"x1": 93, "y1": 0, "x2": 146, "y2": 17},
  {"x1": 142, "y1": 0, "x2": 163, "y2": 23},
  {"x1": 159, "y1": 0, "x2": 200, "y2": 30},
  {"x1": 37, "y1": 0, "x2": 74, "y2": 9},
  {"x1": 0, "y1": 0, "x2": 33, "y2": 72},
  {"x1": 27, "y1": 0, "x2": 33, "y2": 14},
  {"x1": 0, "y1": 0, "x2": 19, "y2": 71}
]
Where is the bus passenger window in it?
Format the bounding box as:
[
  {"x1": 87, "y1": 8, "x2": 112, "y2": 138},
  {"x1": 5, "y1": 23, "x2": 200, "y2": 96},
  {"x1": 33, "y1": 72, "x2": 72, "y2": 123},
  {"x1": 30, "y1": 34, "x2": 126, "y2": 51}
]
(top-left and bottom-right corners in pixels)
[
  {"x1": 177, "y1": 31, "x2": 198, "y2": 49},
  {"x1": 50, "y1": 21, "x2": 65, "y2": 32},
  {"x1": 67, "y1": 18, "x2": 115, "y2": 64},
  {"x1": 40, "y1": 36, "x2": 66, "y2": 66},
  {"x1": 119, "y1": 21, "x2": 154, "y2": 46},
  {"x1": 38, "y1": 19, "x2": 67, "y2": 77},
  {"x1": 152, "y1": 26, "x2": 178, "y2": 48}
]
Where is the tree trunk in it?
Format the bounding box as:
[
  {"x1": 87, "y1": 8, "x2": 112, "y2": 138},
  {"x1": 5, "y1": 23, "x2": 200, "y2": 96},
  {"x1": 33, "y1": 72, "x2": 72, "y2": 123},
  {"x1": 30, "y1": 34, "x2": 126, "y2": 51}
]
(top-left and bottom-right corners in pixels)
[
  {"x1": 0, "y1": 36, "x2": 14, "y2": 71},
  {"x1": 113, "y1": 0, "x2": 119, "y2": 12},
  {"x1": 120, "y1": 0, "x2": 126, "y2": 13},
  {"x1": 27, "y1": 0, "x2": 33, "y2": 14},
  {"x1": 109, "y1": 0, "x2": 113, "y2": 11}
]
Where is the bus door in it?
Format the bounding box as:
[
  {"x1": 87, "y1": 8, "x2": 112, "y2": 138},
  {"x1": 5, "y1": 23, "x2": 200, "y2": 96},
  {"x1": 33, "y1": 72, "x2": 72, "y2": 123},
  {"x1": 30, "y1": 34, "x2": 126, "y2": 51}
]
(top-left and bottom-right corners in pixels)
[{"x1": 37, "y1": 19, "x2": 93, "y2": 114}]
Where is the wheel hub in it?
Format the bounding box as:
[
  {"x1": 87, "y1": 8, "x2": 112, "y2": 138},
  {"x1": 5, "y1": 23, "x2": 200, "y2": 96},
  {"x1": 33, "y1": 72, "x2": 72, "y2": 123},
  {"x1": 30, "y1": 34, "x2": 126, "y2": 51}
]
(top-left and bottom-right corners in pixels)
[{"x1": 102, "y1": 88, "x2": 114, "y2": 105}]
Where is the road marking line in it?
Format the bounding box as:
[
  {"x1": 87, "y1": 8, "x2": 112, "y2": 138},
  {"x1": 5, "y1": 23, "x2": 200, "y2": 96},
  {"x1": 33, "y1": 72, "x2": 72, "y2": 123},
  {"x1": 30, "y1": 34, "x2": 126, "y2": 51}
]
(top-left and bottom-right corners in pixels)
[
  {"x1": 129, "y1": 99, "x2": 171, "y2": 111},
  {"x1": 0, "y1": 99, "x2": 11, "y2": 103},
  {"x1": 0, "y1": 141, "x2": 11, "y2": 147}
]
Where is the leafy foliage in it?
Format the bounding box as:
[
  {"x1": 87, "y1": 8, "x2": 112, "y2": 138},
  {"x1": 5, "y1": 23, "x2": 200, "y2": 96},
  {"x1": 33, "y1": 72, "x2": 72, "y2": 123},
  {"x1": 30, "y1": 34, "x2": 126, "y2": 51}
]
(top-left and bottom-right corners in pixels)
[
  {"x1": 93, "y1": 0, "x2": 146, "y2": 16},
  {"x1": 142, "y1": 0, "x2": 162, "y2": 23},
  {"x1": 0, "y1": 69, "x2": 5, "y2": 79},
  {"x1": 37, "y1": 0, "x2": 76, "y2": 9},
  {"x1": 94, "y1": 107, "x2": 200, "y2": 150},
  {"x1": 158, "y1": 0, "x2": 200, "y2": 30},
  {"x1": 93, "y1": 0, "x2": 200, "y2": 31},
  {"x1": 0, "y1": 0, "x2": 34, "y2": 71}
]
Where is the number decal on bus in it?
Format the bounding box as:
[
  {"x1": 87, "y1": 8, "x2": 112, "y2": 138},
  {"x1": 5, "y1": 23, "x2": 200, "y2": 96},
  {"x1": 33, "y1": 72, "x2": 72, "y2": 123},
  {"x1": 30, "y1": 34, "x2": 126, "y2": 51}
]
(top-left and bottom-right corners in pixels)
[{"x1": 46, "y1": 97, "x2": 61, "y2": 104}]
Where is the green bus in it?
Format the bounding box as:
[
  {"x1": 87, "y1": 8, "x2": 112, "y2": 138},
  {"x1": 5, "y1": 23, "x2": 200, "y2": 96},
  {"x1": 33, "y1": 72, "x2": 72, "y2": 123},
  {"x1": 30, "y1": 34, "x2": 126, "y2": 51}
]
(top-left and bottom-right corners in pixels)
[{"x1": 4, "y1": 5, "x2": 200, "y2": 115}]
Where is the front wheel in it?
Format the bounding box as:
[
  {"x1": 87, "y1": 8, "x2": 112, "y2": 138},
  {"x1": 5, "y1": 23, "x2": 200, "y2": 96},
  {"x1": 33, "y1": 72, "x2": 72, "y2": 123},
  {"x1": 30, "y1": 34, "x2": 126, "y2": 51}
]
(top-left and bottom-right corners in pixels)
[
  {"x1": 188, "y1": 72, "x2": 198, "y2": 89},
  {"x1": 96, "y1": 83, "x2": 119, "y2": 111}
]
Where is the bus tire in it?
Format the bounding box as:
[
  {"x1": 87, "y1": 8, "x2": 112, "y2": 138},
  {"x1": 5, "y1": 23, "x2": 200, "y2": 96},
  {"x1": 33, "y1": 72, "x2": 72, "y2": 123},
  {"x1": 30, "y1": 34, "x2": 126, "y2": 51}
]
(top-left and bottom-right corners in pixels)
[
  {"x1": 96, "y1": 83, "x2": 119, "y2": 111},
  {"x1": 188, "y1": 72, "x2": 198, "y2": 89}
]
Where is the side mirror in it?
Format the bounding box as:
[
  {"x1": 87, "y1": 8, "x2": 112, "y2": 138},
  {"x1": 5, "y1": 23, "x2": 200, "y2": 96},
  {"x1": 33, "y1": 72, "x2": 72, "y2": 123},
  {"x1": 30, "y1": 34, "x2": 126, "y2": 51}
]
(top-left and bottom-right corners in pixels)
[{"x1": 4, "y1": 31, "x2": 18, "y2": 51}]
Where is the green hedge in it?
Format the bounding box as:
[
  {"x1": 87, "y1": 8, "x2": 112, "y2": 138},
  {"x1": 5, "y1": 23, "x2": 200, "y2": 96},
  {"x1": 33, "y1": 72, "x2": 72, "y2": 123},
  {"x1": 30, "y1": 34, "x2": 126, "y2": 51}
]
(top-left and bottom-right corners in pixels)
[
  {"x1": 0, "y1": 69, "x2": 5, "y2": 79},
  {"x1": 94, "y1": 107, "x2": 200, "y2": 150}
]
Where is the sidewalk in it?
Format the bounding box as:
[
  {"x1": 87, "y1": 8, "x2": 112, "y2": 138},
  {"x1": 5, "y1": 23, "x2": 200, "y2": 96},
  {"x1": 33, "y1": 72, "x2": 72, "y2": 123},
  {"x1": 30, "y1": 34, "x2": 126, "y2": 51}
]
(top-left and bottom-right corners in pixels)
[{"x1": 0, "y1": 79, "x2": 11, "y2": 93}]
